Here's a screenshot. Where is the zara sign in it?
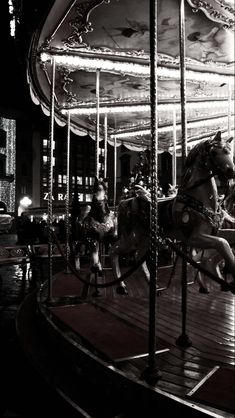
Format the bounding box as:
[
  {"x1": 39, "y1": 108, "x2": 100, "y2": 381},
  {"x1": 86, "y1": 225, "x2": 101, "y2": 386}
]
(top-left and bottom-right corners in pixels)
[{"x1": 43, "y1": 192, "x2": 67, "y2": 201}]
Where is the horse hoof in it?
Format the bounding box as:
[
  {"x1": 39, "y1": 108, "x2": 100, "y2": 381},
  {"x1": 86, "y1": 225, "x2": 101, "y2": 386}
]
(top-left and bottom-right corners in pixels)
[
  {"x1": 116, "y1": 285, "x2": 128, "y2": 295},
  {"x1": 199, "y1": 287, "x2": 209, "y2": 294}
]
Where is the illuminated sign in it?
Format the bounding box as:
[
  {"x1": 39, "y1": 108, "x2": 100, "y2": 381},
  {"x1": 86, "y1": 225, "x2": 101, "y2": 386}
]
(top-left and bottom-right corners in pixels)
[{"x1": 43, "y1": 192, "x2": 67, "y2": 201}]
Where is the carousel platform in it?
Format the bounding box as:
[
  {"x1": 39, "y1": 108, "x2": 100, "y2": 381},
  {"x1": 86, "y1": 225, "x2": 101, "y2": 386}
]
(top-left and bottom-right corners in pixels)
[{"x1": 16, "y1": 259, "x2": 235, "y2": 417}]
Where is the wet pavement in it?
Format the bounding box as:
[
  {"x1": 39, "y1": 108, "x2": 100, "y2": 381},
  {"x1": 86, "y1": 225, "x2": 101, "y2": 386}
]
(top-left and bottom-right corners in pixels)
[
  {"x1": 0, "y1": 234, "x2": 137, "y2": 418},
  {"x1": 0, "y1": 233, "x2": 83, "y2": 418}
]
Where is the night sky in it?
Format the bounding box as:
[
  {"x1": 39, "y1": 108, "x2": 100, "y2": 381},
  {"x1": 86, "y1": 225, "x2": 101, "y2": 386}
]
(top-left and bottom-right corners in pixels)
[{"x1": 0, "y1": 0, "x2": 51, "y2": 119}]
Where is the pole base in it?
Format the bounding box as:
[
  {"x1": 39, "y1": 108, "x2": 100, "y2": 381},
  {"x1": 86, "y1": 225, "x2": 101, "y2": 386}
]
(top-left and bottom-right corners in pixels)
[
  {"x1": 176, "y1": 334, "x2": 192, "y2": 347},
  {"x1": 140, "y1": 366, "x2": 162, "y2": 385}
]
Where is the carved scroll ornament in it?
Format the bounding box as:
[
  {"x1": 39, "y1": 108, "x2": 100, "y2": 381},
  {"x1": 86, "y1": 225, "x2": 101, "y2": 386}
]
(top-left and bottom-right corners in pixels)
[
  {"x1": 63, "y1": 0, "x2": 110, "y2": 48},
  {"x1": 186, "y1": 0, "x2": 235, "y2": 29}
]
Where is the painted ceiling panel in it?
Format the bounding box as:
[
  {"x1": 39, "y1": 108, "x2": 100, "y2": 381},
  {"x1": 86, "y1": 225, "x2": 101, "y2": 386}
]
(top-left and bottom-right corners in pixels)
[{"x1": 29, "y1": 0, "x2": 235, "y2": 149}]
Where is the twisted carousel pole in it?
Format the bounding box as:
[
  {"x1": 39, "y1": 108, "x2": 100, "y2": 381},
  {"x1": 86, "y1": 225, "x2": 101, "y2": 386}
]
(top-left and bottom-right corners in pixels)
[
  {"x1": 65, "y1": 110, "x2": 71, "y2": 273},
  {"x1": 47, "y1": 56, "x2": 56, "y2": 304},
  {"x1": 227, "y1": 82, "x2": 234, "y2": 160},
  {"x1": 96, "y1": 69, "x2": 100, "y2": 178},
  {"x1": 113, "y1": 134, "x2": 117, "y2": 209},
  {"x1": 179, "y1": 0, "x2": 187, "y2": 164},
  {"x1": 104, "y1": 113, "x2": 108, "y2": 179},
  {"x1": 172, "y1": 108, "x2": 177, "y2": 187},
  {"x1": 228, "y1": 83, "x2": 232, "y2": 138},
  {"x1": 141, "y1": 0, "x2": 161, "y2": 384},
  {"x1": 176, "y1": 0, "x2": 192, "y2": 347}
]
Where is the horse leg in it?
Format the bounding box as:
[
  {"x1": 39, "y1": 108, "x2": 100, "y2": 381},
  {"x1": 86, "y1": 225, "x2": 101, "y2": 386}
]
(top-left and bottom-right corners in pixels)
[
  {"x1": 190, "y1": 249, "x2": 209, "y2": 293},
  {"x1": 189, "y1": 233, "x2": 235, "y2": 293},
  {"x1": 216, "y1": 229, "x2": 235, "y2": 288},
  {"x1": 109, "y1": 235, "x2": 133, "y2": 295},
  {"x1": 135, "y1": 238, "x2": 150, "y2": 283},
  {"x1": 69, "y1": 235, "x2": 80, "y2": 271},
  {"x1": 193, "y1": 248, "x2": 226, "y2": 293},
  {"x1": 74, "y1": 242, "x2": 81, "y2": 271},
  {"x1": 90, "y1": 240, "x2": 102, "y2": 275}
]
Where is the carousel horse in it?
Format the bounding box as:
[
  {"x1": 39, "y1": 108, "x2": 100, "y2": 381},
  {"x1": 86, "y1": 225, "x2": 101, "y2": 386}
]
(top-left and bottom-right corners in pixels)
[
  {"x1": 109, "y1": 131, "x2": 235, "y2": 295},
  {"x1": 224, "y1": 180, "x2": 235, "y2": 217},
  {"x1": 71, "y1": 177, "x2": 118, "y2": 284},
  {"x1": 194, "y1": 180, "x2": 235, "y2": 291},
  {"x1": 109, "y1": 185, "x2": 152, "y2": 294}
]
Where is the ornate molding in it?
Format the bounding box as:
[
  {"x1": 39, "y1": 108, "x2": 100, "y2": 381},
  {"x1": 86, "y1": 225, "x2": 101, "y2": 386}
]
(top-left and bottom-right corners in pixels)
[
  {"x1": 57, "y1": 67, "x2": 78, "y2": 103},
  {"x1": 40, "y1": 46, "x2": 232, "y2": 75},
  {"x1": 70, "y1": 45, "x2": 149, "y2": 60},
  {"x1": 62, "y1": 97, "x2": 150, "y2": 109},
  {"x1": 63, "y1": 0, "x2": 110, "y2": 48},
  {"x1": 41, "y1": 0, "x2": 78, "y2": 50},
  {"x1": 186, "y1": 0, "x2": 235, "y2": 30}
]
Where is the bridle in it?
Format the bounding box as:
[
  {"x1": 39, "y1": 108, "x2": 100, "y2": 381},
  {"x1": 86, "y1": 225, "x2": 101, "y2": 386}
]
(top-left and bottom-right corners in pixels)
[{"x1": 183, "y1": 141, "x2": 233, "y2": 193}]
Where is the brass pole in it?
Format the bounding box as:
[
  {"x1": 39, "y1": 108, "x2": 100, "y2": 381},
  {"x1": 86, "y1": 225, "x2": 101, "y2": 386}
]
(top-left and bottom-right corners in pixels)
[
  {"x1": 104, "y1": 113, "x2": 108, "y2": 178},
  {"x1": 172, "y1": 108, "x2": 177, "y2": 187},
  {"x1": 141, "y1": 0, "x2": 161, "y2": 384},
  {"x1": 179, "y1": 0, "x2": 187, "y2": 164},
  {"x1": 65, "y1": 110, "x2": 71, "y2": 273},
  {"x1": 227, "y1": 83, "x2": 234, "y2": 160},
  {"x1": 96, "y1": 69, "x2": 100, "y2": 178},
  {"x1": 47, "y1": 56, "x2": 56, "y2": 303},
  {"x1": 113, "y1": 135, "x2": 117, "y2": 209},
  {"x1": 176, "y1": 0, "x2": 192, "y2": 348}
]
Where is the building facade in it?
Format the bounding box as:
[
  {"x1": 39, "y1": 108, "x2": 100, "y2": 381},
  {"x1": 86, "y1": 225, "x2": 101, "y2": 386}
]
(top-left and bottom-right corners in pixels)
[{"x1": 0, "y1": 117, "x2": 16, "y2": 213}]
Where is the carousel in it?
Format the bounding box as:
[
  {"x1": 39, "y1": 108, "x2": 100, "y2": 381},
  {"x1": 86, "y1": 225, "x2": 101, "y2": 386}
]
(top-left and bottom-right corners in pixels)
[{"x1": 16, "y1": 0, "x2": 235, "y2": 417}]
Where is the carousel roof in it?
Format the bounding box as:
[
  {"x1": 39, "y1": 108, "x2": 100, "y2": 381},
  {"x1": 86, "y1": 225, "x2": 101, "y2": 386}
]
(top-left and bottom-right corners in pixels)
[{"x1": 28, "y1": 0, "x2": 235, "y2": 151}]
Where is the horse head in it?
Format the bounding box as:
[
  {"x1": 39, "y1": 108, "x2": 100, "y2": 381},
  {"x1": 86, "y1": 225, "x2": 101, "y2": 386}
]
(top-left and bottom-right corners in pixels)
[{"x1": 206, "y1": 131, "x2": 235, "y2": 180}]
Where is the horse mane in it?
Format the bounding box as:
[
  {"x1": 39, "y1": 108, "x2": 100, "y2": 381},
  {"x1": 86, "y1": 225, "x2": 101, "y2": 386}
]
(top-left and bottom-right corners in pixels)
[
  {"x1": 184, "y1": 140, "x2": 210, "y2": 171},
  {"x1": 183, "y1": 132, "x2": 230, "y2": 174}
]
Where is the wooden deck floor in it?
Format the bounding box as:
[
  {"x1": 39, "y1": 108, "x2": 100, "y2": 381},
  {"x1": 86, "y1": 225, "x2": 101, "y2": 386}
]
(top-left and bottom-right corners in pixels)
[{"x1": 40, "y1": 258, "x2": 235, "y2": 417}]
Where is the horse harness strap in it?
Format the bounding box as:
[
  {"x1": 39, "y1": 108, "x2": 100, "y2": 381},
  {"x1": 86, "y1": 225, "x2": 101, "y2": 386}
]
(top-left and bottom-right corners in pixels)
[{"x1": 176, "y1": 192, "x2": 224, "y2": 231}]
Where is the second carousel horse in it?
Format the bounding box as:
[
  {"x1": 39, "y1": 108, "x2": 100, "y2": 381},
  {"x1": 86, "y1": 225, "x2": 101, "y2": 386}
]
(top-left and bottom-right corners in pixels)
[
  {"x1": 83, "y1": 177, "x2": 117, "y2": 275},
  {"x1": 71, "y1": 178, "x2": 118, "y2": 288},
  {"x1": 110, "y1": 131, "x2": 235, "y2": 295}
]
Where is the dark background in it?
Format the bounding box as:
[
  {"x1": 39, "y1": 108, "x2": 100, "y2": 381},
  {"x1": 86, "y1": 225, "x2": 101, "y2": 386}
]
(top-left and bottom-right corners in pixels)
[{"x1": 0, "y1": 0, "x2": 52, "y2": 120}]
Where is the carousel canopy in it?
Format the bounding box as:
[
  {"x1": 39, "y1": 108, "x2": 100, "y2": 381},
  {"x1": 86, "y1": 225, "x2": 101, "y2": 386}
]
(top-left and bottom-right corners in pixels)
[{"x1": 28, "y1": 0, "x2": 235, "y2": 151}]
